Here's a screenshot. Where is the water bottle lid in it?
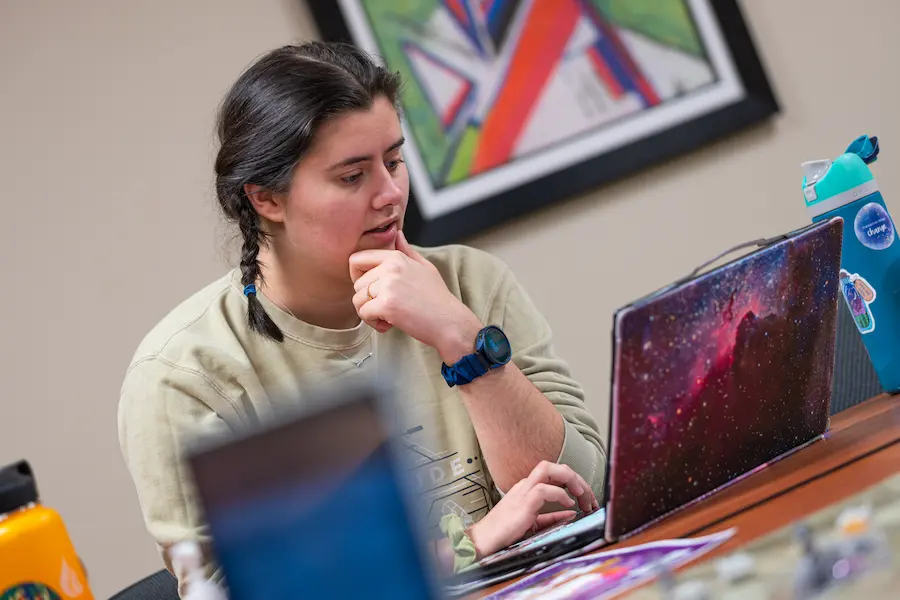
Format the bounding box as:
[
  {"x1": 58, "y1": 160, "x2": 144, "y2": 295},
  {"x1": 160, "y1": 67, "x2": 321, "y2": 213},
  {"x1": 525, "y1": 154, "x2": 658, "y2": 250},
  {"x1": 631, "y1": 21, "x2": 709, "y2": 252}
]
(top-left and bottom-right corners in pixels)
[
  {"x1": 801, "y1": 135, "x2": 879, "y2": 218},
  {"x1": 801, "y1": 160, "x2": 832, "y2": 187},
  {"x1": 0, "y1": 460, "x2": 39, "y2": 515}
]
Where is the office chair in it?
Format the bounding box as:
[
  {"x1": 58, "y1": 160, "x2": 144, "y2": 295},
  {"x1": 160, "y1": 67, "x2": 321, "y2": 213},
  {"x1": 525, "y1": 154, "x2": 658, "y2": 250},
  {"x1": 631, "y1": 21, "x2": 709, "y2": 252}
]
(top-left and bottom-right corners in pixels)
[
  {"x1": 830, "y1": 308, "x2": 884, "y2": 414},
  {"x1": 109, "y1": 569, "x2": 179, "y2": 600}
]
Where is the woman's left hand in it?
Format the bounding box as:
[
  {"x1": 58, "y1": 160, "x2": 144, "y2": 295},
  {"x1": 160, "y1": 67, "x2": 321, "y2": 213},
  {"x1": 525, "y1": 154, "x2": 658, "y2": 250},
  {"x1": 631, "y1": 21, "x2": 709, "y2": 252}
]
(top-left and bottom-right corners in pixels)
[{"x1": 350, "y1": 231, "x2": 482, "y2": 363}]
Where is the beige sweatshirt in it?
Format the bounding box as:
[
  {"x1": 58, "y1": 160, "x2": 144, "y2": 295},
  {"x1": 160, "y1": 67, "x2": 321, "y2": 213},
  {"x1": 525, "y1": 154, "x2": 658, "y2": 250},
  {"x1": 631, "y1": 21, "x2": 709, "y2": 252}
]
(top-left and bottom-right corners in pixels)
[{"x1": 118, "y1": 243, "x2": 607, "y2": 584}]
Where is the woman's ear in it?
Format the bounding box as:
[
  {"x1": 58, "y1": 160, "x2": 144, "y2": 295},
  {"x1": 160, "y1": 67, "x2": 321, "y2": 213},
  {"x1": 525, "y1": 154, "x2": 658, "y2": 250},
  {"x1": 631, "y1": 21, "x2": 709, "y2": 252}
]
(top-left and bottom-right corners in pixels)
[{"x1": 244, "y1": 184, "x2": 285, "y2": 223}]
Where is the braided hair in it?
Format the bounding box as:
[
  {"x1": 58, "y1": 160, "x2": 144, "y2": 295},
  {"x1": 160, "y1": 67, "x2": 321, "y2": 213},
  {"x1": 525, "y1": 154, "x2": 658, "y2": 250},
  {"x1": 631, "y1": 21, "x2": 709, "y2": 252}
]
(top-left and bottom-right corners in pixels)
[{"x1": 213, "y1": 42, "x2": 402, "y2": 341}]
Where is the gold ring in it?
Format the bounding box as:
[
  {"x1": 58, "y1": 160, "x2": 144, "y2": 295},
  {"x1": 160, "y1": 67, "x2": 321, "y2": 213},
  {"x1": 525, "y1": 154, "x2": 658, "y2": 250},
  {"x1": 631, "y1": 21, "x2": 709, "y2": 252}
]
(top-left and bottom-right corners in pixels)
[{"x1": 366, "y1": 282, "x2": 375, "y2": 300}]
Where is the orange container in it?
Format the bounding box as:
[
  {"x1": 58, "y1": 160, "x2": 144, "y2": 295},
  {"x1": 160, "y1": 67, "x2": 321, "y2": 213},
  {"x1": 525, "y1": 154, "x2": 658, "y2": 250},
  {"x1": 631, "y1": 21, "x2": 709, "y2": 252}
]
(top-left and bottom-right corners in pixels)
[{"x1": 0, "y1": 460, "x2": 94, "y2": 599}]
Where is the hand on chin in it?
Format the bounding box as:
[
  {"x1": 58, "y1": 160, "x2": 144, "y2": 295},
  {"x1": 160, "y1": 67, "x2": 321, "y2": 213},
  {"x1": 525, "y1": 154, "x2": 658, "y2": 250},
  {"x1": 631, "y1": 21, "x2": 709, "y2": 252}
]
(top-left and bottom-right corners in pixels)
[{"x1": 348, "y1": 231, "x2": 482, "y2": 361}]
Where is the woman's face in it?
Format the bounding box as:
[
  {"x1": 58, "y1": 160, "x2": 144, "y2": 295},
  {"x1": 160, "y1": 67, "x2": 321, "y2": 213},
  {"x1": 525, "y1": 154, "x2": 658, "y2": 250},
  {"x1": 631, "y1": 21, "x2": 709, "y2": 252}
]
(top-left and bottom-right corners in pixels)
[{"x1": 264, "y1": 95, "x2": 409, "y2": 280}]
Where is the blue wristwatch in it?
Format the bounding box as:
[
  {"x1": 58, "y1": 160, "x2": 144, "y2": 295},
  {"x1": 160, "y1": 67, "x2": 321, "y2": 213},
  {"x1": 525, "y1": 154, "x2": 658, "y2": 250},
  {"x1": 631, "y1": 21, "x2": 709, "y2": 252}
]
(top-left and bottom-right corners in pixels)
[{"x1": 441, "y1": 326, "x2": 512, "y2": 387}]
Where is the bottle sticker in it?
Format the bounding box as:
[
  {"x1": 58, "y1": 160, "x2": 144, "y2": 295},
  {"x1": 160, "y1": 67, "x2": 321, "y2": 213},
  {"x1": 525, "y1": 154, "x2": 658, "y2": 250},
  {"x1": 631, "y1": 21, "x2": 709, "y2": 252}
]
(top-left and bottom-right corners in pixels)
[
  {"x1": 59, "y1": 558, "x2": 85, "y2": 597},
  {"x1": 854, "y1": 278, "x2": 876, "y2": 303},
  {"x1": 840, "y1": 269, "x2": 877, "y2": 334},
  {"x1": 0, "y1": 583, "x2": 62, "y2": 600},
  {"x1": 854, "y1": 202, "x2": 896, "y2": 250}
]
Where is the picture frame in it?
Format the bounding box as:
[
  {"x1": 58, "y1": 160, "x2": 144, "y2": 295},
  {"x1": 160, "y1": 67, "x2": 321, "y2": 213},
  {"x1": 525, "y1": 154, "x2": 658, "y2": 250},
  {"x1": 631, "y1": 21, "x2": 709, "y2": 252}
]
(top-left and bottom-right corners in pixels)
[{"x1": 309, "y1": 0, "x2": 779, "y2": 245}]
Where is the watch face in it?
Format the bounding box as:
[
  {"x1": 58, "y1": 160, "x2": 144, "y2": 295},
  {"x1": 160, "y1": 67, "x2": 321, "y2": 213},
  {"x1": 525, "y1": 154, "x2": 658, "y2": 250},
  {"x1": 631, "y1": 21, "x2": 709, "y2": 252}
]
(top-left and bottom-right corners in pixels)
[{"x1": 481, "y1": 327, "x2": 511, "y2": 364}]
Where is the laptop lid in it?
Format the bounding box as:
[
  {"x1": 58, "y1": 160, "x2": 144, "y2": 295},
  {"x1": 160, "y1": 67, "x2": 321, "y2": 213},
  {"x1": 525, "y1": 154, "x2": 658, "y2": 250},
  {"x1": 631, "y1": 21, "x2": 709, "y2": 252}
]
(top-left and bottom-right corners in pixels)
[
  {"x1": 604, "y1": 218, "x2": 844, "y2": 541},
  {"x1": 185, "y1": 379, "x2": 445, "y2": 600}
]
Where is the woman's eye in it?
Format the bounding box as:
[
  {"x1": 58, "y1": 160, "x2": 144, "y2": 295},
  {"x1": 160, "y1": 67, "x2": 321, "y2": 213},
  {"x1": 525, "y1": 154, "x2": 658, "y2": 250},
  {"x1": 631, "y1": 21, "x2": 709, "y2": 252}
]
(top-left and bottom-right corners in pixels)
[
  {"x1": 341, "y1": 172, "x2": 363, "y2": 185},
  {"x1": 387, "y1": 158, "x2": 405, "y2": 172}
]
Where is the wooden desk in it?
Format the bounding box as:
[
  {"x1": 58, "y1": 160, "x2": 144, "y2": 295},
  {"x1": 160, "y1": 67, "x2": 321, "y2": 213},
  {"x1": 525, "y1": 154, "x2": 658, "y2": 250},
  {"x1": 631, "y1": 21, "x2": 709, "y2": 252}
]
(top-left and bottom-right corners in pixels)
[{"x1": 477, "y1": 393, "x2": 900, "y2": 597}]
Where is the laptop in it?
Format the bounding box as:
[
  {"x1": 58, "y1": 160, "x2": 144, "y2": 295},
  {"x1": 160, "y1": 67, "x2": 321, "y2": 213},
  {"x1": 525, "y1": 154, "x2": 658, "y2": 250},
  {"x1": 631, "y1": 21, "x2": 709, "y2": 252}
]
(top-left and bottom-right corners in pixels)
[
  {"x1": 185, "y1": 378, "x2": 447, "y2": 600},
  {"x1": 446, "y1": 217, "x2": 844, "y2": 590}
]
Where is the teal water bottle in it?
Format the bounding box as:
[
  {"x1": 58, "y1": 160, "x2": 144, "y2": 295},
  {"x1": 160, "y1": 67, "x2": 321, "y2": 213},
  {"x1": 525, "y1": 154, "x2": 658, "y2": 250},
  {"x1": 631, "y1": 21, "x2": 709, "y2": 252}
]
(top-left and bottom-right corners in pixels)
[{"x1": 802, "y1": 135, "x2": 900, "y2": 393}]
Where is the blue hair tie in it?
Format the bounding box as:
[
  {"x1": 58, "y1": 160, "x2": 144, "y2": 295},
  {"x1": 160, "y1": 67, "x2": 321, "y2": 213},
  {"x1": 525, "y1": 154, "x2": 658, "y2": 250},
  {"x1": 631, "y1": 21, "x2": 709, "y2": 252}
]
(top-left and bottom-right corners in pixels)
[{"x1": 243, "y1": 284, "x2": 257, "y2": 297}]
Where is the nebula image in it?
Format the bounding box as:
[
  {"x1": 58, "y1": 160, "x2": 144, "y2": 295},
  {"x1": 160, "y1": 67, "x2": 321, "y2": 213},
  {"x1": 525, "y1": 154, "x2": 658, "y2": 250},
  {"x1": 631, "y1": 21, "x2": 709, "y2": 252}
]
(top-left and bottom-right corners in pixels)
[{"x1": 607, "y1": 220, "x2": 843, "y2": 539}]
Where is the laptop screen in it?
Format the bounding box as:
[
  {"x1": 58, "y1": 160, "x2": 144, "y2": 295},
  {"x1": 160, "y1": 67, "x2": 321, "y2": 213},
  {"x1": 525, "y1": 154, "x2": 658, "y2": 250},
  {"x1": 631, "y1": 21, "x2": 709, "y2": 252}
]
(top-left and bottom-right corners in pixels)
[
  {"x1": 607, "y1": 219, "x2": 843, "y2": 539},
  {"x1": 187, "y1": 391, "x2": 441, "y2": 600}
]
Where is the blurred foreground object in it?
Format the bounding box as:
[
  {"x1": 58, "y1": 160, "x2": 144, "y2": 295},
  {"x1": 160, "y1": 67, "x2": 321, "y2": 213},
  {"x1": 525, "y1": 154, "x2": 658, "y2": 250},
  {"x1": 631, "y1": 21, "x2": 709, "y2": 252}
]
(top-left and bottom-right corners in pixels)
[
  {"x1": 185, "y1": 376, "x2": 446, "y2": 600},
  {"x1": 171, "y1": 541, "x2": 227, "y2": 600},
  {"x1": 0, "y1": 460, "x2": 94, "y2": 599}
]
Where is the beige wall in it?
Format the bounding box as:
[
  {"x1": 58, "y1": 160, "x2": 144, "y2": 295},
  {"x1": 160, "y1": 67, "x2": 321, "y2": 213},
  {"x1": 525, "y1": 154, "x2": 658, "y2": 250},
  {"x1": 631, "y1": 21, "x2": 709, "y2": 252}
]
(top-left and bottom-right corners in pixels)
[{"x1": 1, "y1": 0, "x2": 898, "y2": 595}]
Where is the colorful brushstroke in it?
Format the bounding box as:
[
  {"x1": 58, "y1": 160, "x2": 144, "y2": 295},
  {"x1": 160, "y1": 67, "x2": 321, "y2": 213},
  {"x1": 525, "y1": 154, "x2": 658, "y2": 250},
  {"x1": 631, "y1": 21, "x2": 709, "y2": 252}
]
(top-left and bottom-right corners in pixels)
[{"x1": 360, "y1": 0, "x2": 714, "y2": 189}]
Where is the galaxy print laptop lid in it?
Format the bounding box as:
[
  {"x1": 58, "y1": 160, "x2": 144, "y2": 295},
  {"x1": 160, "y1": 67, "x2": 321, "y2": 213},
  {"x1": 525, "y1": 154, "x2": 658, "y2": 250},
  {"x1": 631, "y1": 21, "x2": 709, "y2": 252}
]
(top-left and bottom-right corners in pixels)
[{"x1": 604, "y1": 217, "x2": 844, "y2": 542}]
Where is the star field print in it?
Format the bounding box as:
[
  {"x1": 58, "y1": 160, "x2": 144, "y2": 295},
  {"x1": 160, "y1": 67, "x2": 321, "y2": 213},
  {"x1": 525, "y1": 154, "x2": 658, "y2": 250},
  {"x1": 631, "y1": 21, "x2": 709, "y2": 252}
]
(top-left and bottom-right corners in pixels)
[{"x1": 607, "y1": 222, "x2": 843, "y2": 538}]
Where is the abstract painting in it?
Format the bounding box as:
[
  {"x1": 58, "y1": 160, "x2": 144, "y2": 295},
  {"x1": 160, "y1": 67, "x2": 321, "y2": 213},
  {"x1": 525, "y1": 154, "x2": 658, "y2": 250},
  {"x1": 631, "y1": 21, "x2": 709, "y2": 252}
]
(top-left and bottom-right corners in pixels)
[{"x1": 311, "y1": 0, "x2": 778, "y2": 243}]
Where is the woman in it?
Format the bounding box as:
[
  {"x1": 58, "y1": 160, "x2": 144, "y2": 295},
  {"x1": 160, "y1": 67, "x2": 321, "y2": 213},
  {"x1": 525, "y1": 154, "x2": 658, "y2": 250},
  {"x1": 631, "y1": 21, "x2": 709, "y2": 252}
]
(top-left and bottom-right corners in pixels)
[{"x1": 118, "y1": 41, "x2": 606, "y2": 589}]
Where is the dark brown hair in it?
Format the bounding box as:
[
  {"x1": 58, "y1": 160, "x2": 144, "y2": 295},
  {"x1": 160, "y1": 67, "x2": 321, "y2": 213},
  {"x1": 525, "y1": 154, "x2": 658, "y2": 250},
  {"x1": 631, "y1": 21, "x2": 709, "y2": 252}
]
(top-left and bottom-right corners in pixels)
[{"x1": 214, "y1": 41, "x2": 402, "y2": 342}]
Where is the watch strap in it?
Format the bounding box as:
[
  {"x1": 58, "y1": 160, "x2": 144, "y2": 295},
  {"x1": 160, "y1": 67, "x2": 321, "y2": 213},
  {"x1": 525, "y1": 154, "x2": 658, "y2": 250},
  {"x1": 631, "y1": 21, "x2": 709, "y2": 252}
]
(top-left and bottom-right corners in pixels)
[{"x1": 441, "y1": 353, "x2": 489, "y2": 387}]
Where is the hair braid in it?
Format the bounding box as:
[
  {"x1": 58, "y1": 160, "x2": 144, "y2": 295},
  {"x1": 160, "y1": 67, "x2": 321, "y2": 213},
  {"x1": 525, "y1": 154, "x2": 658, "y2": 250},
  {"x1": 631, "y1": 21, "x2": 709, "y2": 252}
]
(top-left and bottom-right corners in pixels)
[{"x1": 238, "y1": 201, "x2": 284, "y2": 342}]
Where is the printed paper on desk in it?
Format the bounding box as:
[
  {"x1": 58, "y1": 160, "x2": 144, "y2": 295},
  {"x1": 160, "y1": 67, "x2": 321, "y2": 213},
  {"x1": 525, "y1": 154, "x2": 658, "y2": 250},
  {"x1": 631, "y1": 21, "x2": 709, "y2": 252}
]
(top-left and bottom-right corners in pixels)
[{"x1": 483, "y1": 529, "x2": 735, "y2": 600}]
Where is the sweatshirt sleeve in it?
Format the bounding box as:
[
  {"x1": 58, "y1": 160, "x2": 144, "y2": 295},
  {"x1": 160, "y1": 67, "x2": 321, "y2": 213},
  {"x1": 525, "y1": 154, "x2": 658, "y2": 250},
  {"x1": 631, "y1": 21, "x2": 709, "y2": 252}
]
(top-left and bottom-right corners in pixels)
[
  {"x1": 481, "y1": 265, "x2": 608, "y2": 500},
  {"x1": 117, "y1": 356, "x2": 234, "y2": 588}
]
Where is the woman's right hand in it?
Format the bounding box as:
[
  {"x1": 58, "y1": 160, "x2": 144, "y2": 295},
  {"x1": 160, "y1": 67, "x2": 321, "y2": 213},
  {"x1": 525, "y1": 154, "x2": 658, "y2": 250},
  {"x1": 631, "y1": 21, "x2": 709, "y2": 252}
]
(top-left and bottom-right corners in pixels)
[{"x1": 466, "y1": 461, "x2": 598, "y2": 560}]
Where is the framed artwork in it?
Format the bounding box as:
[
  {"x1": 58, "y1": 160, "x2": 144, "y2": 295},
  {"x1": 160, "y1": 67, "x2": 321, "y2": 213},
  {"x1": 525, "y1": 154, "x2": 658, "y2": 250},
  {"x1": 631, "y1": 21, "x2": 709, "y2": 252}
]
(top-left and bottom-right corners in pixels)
[{"x1": 309, "y1": 0, "x2": 779, "y2": 245}]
